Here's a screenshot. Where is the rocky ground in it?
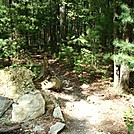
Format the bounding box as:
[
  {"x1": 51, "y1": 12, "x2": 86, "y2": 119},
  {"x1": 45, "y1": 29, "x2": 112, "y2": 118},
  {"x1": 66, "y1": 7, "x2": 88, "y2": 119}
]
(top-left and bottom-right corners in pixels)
[
  {"x1": 0, "y1": 61, "x2": 134, "y2": 134},
  {"x1": 51, "y1": 64, "x2": 134, "y2": 134}
]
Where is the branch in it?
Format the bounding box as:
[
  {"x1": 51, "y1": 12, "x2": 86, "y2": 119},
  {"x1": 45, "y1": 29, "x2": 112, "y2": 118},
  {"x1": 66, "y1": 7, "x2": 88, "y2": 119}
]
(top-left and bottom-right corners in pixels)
[{"x1": 0, "y1": 124, "x2": 21, "y2": 133}]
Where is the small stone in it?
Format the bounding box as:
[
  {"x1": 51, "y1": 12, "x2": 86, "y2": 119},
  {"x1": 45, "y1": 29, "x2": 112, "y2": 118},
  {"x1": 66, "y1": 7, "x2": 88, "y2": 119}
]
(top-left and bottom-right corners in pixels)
[
  {"x1": 49, "y1": 122, "x2": 65, "y2": 134},
  {"x1": 53, "y1": 106, "x2": 65, "y2": 121},
  {"x1": 33, "y1": 125, "x2": 44, "y2": 133},
  {"x1": 80, "y1": 84, "x2": 89, "y2": 89}
]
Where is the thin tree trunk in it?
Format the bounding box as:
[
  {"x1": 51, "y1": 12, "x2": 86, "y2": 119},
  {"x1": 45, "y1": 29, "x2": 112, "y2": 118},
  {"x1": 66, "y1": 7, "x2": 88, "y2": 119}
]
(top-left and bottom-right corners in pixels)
[
  {"x1": 119, "y1": 63, "x2": 130, "y2": 93},
  {"x1": 60, "y1": 1, "x2": 67, "y2": 42},
  {"x1": 117, "y1": 0, "x2": 132, "y2": 93},
  {"x1": 119, "y1": 24, "x2": 130, "y2": 93},
  {"x1": 114, "y1": 54, "x2": 119, "y2": 89},
  {"x1": 113, "y1": 0, "x2": 120, "y2": 89}
]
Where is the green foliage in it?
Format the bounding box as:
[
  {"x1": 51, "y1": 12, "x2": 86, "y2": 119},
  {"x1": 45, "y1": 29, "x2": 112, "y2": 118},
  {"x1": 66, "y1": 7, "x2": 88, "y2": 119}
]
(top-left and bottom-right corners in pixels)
[
  {"x1": 28, "y1": 65, "x2": 41, "y2": 78},
  {"x1": 59, "y1": 44, "x2": 110, "y2": 78},
  {"x1": 0, "y1": 5, "x2": 11, "y2": 39},
  {"x1": 124, "y1": 110, "x2": 134, "y2": 134},
  {"x1": 120, "y1": 4, "x2": 134, "y2": 25},
  {"x1": 73, "y1": 48, "x2": 101, "y2": 74},
  {"x1": 59, "y1": 44, "x2": 98, "y2": 73},
  {"x1": 0, "y1": 38, "x2": 20, "y2": 59},
  {"x1": 0, "y1": 0, "x2": 132, "y2": 86},
  {"x1": 59, "y1": 44, "x2": 78, "y2": 66},
  {"x1": 0, "y1": 37, "x2": 22, "y2": 55},
  {"x1": 78, "y1": 76, "x2": 88, "y2": 83},
  {"x1": 113, "y1": 40, "x2": 134, "y2": 71},
  {"x1": 12, "y1": 1, "x2": 39, "y2": 33},
  {"x1": 72, "y1": 35, "x2": 88, "y2": 46}
]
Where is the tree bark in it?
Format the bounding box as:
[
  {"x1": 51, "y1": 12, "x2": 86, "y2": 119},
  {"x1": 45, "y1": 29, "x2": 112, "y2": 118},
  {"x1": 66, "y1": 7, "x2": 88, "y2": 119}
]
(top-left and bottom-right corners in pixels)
[
  {"x1": 118, "y1": 24, "x2": 130, "y2": 93},
  {"x1": 115, "y1": 0, "x2": 132, "y2": 93},
  {"x1": 119, "y1": 63, "x2": 130, "y2": 93},
  {"x1": 113, "y1": 0, "x2": 120, "y2": 89},
  {"x1": 114, "y1": 57, "x2": 119, "y2": 89},
  {"x1": 60, "y1": 1, "x2": 67, "y2": 42}
]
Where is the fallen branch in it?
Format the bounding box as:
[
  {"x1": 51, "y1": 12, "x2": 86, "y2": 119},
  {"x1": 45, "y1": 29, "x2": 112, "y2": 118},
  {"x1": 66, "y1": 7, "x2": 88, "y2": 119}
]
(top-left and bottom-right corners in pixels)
[{"x1": 0, "y1": 124, "x2": 21, "y2": 133}]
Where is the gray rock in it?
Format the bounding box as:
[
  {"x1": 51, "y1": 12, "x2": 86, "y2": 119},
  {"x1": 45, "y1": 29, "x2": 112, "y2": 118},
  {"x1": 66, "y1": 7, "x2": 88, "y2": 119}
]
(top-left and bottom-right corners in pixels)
[
  {"x1": 49, "y1": 122, "x2": 65, "y2": 134},
  {"x1": 0, "y1": 67, "x2": 35, "y2": 101},
  {"x1": 12, "y1": 90, "x2": 45, "y2": 122},
  {"x1": 33, "y1": 125, "x2": 44, "y2": 133},
  {"x1": 0, "y1": 96, "x2": 13, "y2": 117},
  {"x1": 53, "y1": 106, "x2": 65, "y2": 122}
]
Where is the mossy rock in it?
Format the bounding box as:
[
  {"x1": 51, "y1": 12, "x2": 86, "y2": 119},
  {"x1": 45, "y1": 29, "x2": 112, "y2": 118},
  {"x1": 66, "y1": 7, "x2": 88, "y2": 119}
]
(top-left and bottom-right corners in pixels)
[{"x1": 0, "y1": 67, "x2": 36, "y2": 101}]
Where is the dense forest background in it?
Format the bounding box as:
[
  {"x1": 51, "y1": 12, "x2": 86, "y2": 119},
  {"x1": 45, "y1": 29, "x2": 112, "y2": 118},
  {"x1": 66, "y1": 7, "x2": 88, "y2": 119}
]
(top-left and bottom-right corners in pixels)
[{"x1": 0, "y1": 0, "x2": 134, "y2": 93}]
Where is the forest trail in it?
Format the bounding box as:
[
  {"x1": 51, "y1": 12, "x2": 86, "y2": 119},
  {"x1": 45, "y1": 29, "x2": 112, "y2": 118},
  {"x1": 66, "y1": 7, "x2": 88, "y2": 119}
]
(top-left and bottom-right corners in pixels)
[
  {"x1": 0, "y1": 60, "x2": 133, "y2": 134},
  {"x1": 49, "y1": 63, "x2": 133, "y2": 134},
  {"x1": 52, "y1": 80, "x2": 132, "y2": 134}
]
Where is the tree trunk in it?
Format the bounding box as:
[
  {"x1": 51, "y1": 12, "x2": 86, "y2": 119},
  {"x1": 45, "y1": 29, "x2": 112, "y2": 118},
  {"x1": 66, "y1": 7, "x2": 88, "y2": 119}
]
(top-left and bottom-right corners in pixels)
[
  {"x1": 118, "y1": 24, "x2": 130, "y2": 93},
  {"x1": 114, "y1": 0, "x2": 132, "y2": 93},
  {"x1": 114, "y1": 56, "x2": 119, "y2": 89},
  {"x1": 60, "y1": 1, "x2": 67, "y2": 42},
  {"x1": 118, "y1": 0, "x2": 133, "y2": 93},
  {"x1": 119, "y1": 63, "x2": 130, "y2": 93},
  {"x1": 113, "y1": 0, "x2": 120, "y2": 89}
]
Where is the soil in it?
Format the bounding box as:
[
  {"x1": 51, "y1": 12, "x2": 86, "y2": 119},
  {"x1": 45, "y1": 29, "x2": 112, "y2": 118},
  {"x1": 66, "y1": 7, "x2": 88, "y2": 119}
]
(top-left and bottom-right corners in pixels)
[
  {"x1": 51, "y1": 63, "x2": 134, "y2": 134},
  {"x1": 0, "y1": 59, "x2": 134, "y2": 134}
]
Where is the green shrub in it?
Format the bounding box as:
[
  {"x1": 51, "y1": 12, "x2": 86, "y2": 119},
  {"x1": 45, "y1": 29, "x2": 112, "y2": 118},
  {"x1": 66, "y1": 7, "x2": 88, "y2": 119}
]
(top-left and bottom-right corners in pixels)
[
  {"x1": 59, "y1": 44, "x2": 78, "y2": 66},
  {"x1": 0, "y1": 38, "x2": 21, "y2": 61},
  {"x1": 124, "y1": 110, "x2": 134, "y2": 134},
  {"x1": 73, "y1": 48, "x2": 100, "y2": 74},
  {"x1": 59, "y1": 44, "x2": 110, "y2": 78}
]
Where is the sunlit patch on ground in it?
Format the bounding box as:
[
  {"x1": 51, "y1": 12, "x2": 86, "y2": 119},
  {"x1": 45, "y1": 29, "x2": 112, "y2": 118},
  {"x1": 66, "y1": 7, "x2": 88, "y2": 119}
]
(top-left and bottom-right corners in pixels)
[{"x1": 48, "y1": 69, "x2": 132, "y2": 134}]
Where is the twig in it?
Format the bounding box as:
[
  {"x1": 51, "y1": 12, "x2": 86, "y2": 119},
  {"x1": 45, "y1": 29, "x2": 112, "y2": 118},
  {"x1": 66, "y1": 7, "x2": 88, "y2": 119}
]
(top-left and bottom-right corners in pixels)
[{"x1": 0, "y1": 124, "x2": 21, "y2": 133}]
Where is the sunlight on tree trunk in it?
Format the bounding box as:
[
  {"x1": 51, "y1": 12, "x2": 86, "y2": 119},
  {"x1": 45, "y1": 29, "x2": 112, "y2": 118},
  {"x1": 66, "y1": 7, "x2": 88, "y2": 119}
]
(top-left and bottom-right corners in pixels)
[
  {"x1": 114, "y1": 58, "x2": 119, "y2": 89},
  {"x1": 118, "y1": 27, "x2": 130, "y2": 92},
  {"x1": 119, "y1": 63, "x2": 130, "y2": 93}
]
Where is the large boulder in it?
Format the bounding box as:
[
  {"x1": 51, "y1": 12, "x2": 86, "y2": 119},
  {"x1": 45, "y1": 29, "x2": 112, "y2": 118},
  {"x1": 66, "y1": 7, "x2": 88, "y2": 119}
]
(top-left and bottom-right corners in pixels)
[
  {"x1": 0, "y1": 96, "x2": 13, "y2": 117},
  {"x1": 12, "y1": 90, "x2": 45, "y2": 122},
  {"x1": 0, "y1": 67, "x2": 36, "y2": 100}
]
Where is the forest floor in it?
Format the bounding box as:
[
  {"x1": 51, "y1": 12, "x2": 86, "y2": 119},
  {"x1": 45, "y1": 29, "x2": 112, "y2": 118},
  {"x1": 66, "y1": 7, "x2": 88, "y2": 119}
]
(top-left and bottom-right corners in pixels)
[
  {"x1": 0, "y1": 56, "x2": 134, "y2": 134},
  {"x1": 48, "y1": 62, "x2": 134, "y2": 134}
]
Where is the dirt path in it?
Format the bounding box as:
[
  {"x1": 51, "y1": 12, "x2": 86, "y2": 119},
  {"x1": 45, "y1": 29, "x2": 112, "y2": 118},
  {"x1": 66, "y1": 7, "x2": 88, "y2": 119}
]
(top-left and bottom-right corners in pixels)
[
  {"x1": 50, "y1": 71, "x2": 133, "y2": 134},
  {"x1": 0, "y1": 56, "x2": 133, "y2": 134},
  {"x1": 29, "y1": 52, "x2": 133, "y2": 133}
]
